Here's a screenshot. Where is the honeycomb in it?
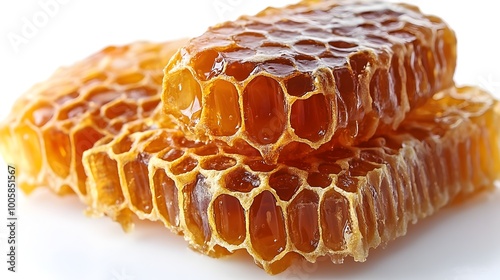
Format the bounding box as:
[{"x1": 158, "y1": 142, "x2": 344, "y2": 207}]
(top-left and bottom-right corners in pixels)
[
  {"x1": 84, "y1": 86, "x2": 500, "y2": 274},
  {"x1": 0, "y1": 39, "x2": 188, "y2": 200},
  {"x1": 162, "y1": 0, "x2": 457, "y2": 163}
]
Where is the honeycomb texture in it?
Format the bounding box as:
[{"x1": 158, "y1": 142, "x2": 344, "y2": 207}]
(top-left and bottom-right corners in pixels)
[
  {"x1": 84, "y1": 86, "x2": 500, "y2": 274},
  {"x1": 163, "y1": 0, "x2": 457, "y2": 163},
  {"x1": 0, "y1": 39, "x2": 188, "y2": 200}
]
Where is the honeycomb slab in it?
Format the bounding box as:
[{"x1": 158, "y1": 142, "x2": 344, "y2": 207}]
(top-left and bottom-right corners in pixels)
[
  {"x1": 163, "y1": 0, "x2": 457, "y2": 163},
  {"x1": 84, "y1": 86, "x2": 500, "y2": 274},
  {"x1": 0, "y1": 39, "x2": 187, "y2": 200}
]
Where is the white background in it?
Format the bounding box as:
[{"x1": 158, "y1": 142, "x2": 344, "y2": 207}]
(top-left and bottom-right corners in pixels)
[{"x1": 0, "y1": 0, "x2": 499, "y2": 279}]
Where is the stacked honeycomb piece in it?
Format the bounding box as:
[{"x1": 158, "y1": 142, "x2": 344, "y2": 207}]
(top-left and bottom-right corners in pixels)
[
  {"x1": 0, "y1": 39, "x2": 188, "y2": 200},
  {"x1": 0, "y1": 0, "x2": 499, "y2": 275},
  {"x1": 163, "y1": 0, "x2": 457, "y2": 163},
  {"x1": 84, "y1": 86, "x2": 500, "y2": 273}
]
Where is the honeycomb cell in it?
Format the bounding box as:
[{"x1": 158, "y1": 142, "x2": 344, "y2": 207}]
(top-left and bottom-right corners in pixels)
[
  {"x1": 192, "y1": 50, "x2": 225, "y2": 81},
  {"x1": 153, "y1": 169, "x2": 179, "y2": 227},
  {"x1": 214, "y1": 194, "x2": 246, "y2": 245},
  {"x1": 307, "y1": 172, "x2": 331, "y2": 188},
  {"x1": 43, "y1": 128, "x2": 71, "y2": 178},
  {"x1": 243, "y1": 76, "x2": 286, "y2": 145},
  {"x1": 225, "y1": 167, "x2": 260, "y2": 192},
  {"x1": 184, "y1": 174, "x2": 212, "y2": 244},
  {"x1": 87, "y1": 86, "x2": 122, "y2": 105},
  {"x1": 160, "y1": 148, "x2": 184, "y2": 162},
  {"x1": 124, "y1": 154, "x2": 153, "y2": 213},
  {"x1": 249, "y1": 191, "x2": 287, "y2": 261},
  {"x1": 200, "y1": 156, "x2": 236, "y2": 171},
  {"x1": 171, "y1": 156, "x2": 198, "y2": 175},
  {"x1": 163, "y1": 69, "x2": 203, "y2": 123},
  {"x1": 85, "y1": 152, "x2": 123, "y2": 206},
  {"x1": 321, "y1": 190, "x2": 351, "y2": 251},
  {"x1": 74, "y1": 126, "x2": 104, "y2": 194},
  {"x1": 269, "y1": 169, "x2": 301, "y2": 201},
  {"x1": 294, "y1": 39, "x2": 327, "y2": 55},
  {"x1": 25, "y1": 102, "x2": 54, "y2": 127},
  {"x1": 284, "y1": 73, "x2": 315, "y2": 97},
  {"x1": 205, "y1": 80, "x2": 241, "y2": 136},
  {"x1": 115, "y1": 72, "x2": 145, "y2": 85},
  {"x1": 291, "y1": 94, "x2": 332, "y2": 142},
  {"x1": 288, "y1": 190, "x2": 320, "y2": 253},
  {"x1": 104, "y1": 101, "x2": 138, "y2": 120}
]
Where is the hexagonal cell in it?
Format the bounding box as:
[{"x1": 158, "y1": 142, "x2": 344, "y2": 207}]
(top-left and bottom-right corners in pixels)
[
  {"x1": 284, "y1": 73, "x2": 315, "y2": 97},
  {"x1": 85, "y1": 151, "x2": 124, "y2": 206},
  {"x1": 348, "y1": 158, "x2": 380, "y2": 176},
  {"x1": 319, "y1": 51, "x2": 345, "y2": 68},
  {"x1": 13, "y1": 124, "x2": 43, "y2": 176},
  {"x1": 245, "y1": 159, "x2": 276, "y2": 172},
  {"x1": 243, "y1": 76, "x2": 286, "y2": 145},
  {"x1": 159, "y1": 148, "x2": 184, "y2": 162},
  {"x1": 213, "y1": 194, "x2": 246, "y2": 245},
  {"x1": 152, "y1": 168, "x2": 179, "y2": 227},
  {"x1": 200, "y1": 156, "x2": 236, "y2": 171},
  {"x1": 318, "y1": 146, "x2": 355, "y2": 162},
  {"x1": 259, "y1": 57, "x2": 296, "y2": 77},
  {"x1": 320, "y1": 189, "x2": 352, "y2": 251},
  {"x1": 183, "y1": 174, "x2": 212, "y2": 245},
  {"x1": 73, "y1": 126, "x2": 104, "y2": 194},
  {"x1": 24, "y1": 102, "x2": 54, "y2": 127},
  {"x1": 249, "y1": 191, "x2": 287, "y2": 261},
  {"x1": 307, "y1": 172, "x2": 332, "y2": 188},
  {"x1": 163, "y1": 69, "x2": 203, "y2": 121},
  {"x1": 192, "y1": 49, "x2": 226, "y2": 81},
  {"x1": 126, "y1": 86, "x2": 158, "y2": 99},
  {"x1": 224, "y1": 167, "x2": 260, "y2": 192},
  {"x1": 318, "y1": 163, "x2": 343, "y2": 175},
  {"x1": 115, "y1": 72, "x2": 145, "y2": 85},
  {"x1": 205, "y1": 79, "x2": 241, "y2": 136},
  {"x1": 258, "y1": 42, "x2": 292, "y2": 57},
  {"x1": 291, "y1": 94, "x2": 331, "y2": 142},
  {"x1": 58, "y1": 102, "x2": 89, "y2": 120},
  {"x1": 288, "y1": 189, "x2": 320, "y2": 252},
  {"x1": 233, "y1": 31, "x2": 266, "y2": 48},
  {"x1": 294, "y1": 39, "x2": 327, "y2": 55},
  {"x1": 124, "y1": 153, "x2": 153, "y2": 214},
  {"x1": 87, "y1": 86, "x2": 122, "y2": 106},
  {"x1": 349, "y1": 51, "x2": 373, "y2": 76},
  {"x1": 336, "y1": 173, "x2": 359, "y2": 193},
  {"x1": 104, "y1": 101, "x2": 138, "y2": 120},
  {"x1": 192, "y1": 144, "x2": 219, "y2": 156},
  {"x1": 82, "y1": 72, "x2": 107, "y2": 85},
  {"x1": 269, "y1": 169, "x2": 301, "y2": 201},
  {"x1": 294, "y1": 54, "x2": 320, "y2": 72},
  {"x1": 143, "y1": 134, "x2": 172, "y2": 154},
  {"x1": 328, "y1": 40, "x2": 358, "y2": 50},
  {"x1": 170, "y1": 156, "x2": 198, "y2": 175},
  {"x1": 55, "y1": 91, "x2": 79, "y2": 106},
  {"x1": 141, "y1": 99, "x2": 160, "y2": 116},
  {"x1": 369, "y1": 69, "x2": 393, "y2": 118},
  {"x1": 226, "y1": 61, "x2": 257, "y2": 81},
  {"x1": 43, "y1": 127, "x2": 71, "y2": 178},
  {"x1": 112, "y1": 136, "x2": 134, "y2": 154}
]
